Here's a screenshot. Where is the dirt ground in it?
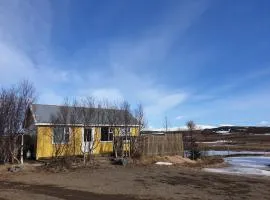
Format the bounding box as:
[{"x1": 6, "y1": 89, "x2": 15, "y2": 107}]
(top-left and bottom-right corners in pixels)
[{"x1": 0, "y1": 162, "x2": 270, "y2": 200}]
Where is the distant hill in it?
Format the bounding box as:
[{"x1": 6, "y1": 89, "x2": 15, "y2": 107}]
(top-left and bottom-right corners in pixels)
[
  {"x1": 142, "y1": 126, "x2": 270, "y2": 135},
  {"x1": 203, "y1": 126, "x2": 270, "y2": 134}
]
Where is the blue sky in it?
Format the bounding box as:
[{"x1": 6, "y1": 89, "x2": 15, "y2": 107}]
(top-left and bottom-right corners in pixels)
[{"x1": 0, "y1": 0, "x2": 270, "y2": 128}]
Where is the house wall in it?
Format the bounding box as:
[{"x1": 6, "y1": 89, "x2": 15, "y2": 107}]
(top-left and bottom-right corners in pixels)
[{"x1": 36, "y1": 126, "x2": 139, "y2": 160}]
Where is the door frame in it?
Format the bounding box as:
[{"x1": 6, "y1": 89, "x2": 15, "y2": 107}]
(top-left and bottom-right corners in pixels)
[{"x1": 82, "y1": 127, "x2": 95, "y2": 153}]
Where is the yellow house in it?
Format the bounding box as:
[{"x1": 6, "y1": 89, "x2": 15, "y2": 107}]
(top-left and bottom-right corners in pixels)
[{"x1": 24, "y1": 104, "x2": 140, "y2": 160}]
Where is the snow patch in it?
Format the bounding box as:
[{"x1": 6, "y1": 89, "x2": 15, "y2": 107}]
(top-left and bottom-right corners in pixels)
[
  {"x1": 155, "y1": 162, "x2": 173, "y2": 166},
  {"x1": 204, "y1": 156, "x2": 270, "y2": 176},
  {"x1": 203, "y1": 150, "x2": 270, "y2": 156},
  {"x1": 198, "y1": 140, "x2": 232, "y2": 144},
  {"x1": 204, "y1": 167, "x2": 270, "y2": 176}
]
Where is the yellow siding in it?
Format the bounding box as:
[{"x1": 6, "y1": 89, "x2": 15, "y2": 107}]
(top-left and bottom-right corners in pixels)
[
  {"x1": 36, "y1": 126, "x2": 82, "y2": 159},
  {"x1": 36, "y1": 126, "x2": 139, "y2": 159},
  {"x1": 93, "y1": 127, "x2": 113, "y2": 154}
]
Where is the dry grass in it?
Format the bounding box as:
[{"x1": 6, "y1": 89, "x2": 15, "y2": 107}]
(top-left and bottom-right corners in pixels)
[
  {"x1": 136, "y1": 155, "x2": 223, "y2": 168},
  {"x1": 193, "y1": 132, "x2": 270, "y2": 152}
]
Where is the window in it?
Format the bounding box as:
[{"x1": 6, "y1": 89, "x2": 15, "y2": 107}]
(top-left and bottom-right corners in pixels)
[
  {"x1": 84, "y1": 128, "x2": 92, "y2": 142},
  {"x1": 101, "y1": 127, "x2": 113, "y2": 141},
  {"x1": 120, "y1": 127, "x2": 131, "y2": 140},
  {"x1": 120, "y1": 127, "x2": 131, "y2": 136},
  {"x1": 53, "y1": 127, "x2": 70, "y2": 144}
]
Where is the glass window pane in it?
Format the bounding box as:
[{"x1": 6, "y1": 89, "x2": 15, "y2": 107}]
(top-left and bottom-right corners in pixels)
[
  {"x1": 109, "y1": 132, "x2": 113, "y2": 141},
  {"x1": 64, "y1": 128, "x2": 70, "y2": 143},
  {"x1": 84, "y1": 129, "x2": 92, "y2": 142},
  {"x1": 53, "y1": 127, "x2": 64, "y2": 144},
  {"x1": 53, "y1": 127, "x2": 70, "y2": 144},
  {"x1": 101, "y1": 127, "x2": 108, "y2": 141},
  {"x1": 101, "y1": 127, "x2": 113, "y2": 141},
  {"x1": 64, "y1": 132, "x2": 70, "y2": 143}
]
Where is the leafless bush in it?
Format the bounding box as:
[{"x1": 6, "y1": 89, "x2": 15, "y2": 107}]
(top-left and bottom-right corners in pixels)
[
  {"x1": 134, "y1": 103, "x2": 147, "y2": 134},
  {"x1": 185, "y1": 120, "x2": 201, "y2": 160},
  {"x1": 79, "y1": 97, "x2": 101, "y2": 165},
  {"x1": 0, "y1": 80, "x2": 36, "y2": 164},
  {"x1": 129, "y1": 136, "x2": 144, "y2": 159},
  {"x1": 163, "y1": 116, "x2": 169, "y2": 132}
]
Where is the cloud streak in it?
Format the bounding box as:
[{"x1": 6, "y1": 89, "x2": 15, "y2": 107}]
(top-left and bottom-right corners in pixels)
[{"x1": 176, "y1": 115, "x2": 184, "y2": 120}]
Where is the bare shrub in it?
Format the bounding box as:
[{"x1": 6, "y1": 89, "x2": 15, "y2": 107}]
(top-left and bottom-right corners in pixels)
[
  {"x1": 0, "y1": 80, "x2": 36, "y2": 164},
  {"x1": 185, "y1": 120, "x2": 201, "y2": 160}
]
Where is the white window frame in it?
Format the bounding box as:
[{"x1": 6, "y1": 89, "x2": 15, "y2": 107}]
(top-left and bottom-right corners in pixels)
[
  {"x1": 120, "y1": 127, "x2": 131, "y2": 141},
  {"x1": 120, "y1": 127, "x2": 131, "y2": 135},
  {"x1": 109, "y1": 127, "x2": 114, "y2": 134},
  {"x1": 52, "y1": 127, "x2": 71, "y2": 144}
]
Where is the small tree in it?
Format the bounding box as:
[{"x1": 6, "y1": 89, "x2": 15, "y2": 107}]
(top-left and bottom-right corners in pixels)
[
  {"x1": 134, "y1": 103, "x2": 147, "y2": 134},
  {"x1": 163, "y1": 116, "x2": 169, "y2": 133},
  {"x1": 131, "y1": 103, "x2": 147, "y2": 159},
  {"x1": 79, "y1": 97, "x2": 101, "y2": 165},
  {"x1": 121, "y1": 101, "x2": 131, "y2": 157},
  {"x1": 186, "y1": 120, "x2": 200, "y2": 160},
  {"x1": 49, "y1": 97, "x2": 102, "y2": 166},
  {"x1": 0, "y1": 80, "x2": 36, "y2": 164},
  {"x1": 105, "y1": 101, "x2": 121, "y2": 158},
  {"x1": 187, "y1": 120, "x2": 196, "y2": 131},
  {"x1": 49, "y1": 99, "x2": 72, "y2": 162}
]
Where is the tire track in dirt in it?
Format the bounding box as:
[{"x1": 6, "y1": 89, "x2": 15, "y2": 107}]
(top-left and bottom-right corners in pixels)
[{"x1": 0, "y1": 181, "x2": 152, "y2": 200}]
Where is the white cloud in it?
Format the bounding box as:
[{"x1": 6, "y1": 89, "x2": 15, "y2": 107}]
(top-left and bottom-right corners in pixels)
[
  {"x1": 0, "y1": 42, "x2": 34, "y2": 84},
  {"x1": 145, "y1": 124, "x2": 216, "y2": 131},
  {"x1": 258, "y1": 121, "x2": 269, "y2": 126},
  {"x1": 177, "y1": 124, "x2": 216, "y2": 130},
  {"x1": 83, "y1": 88, "x2": 124, "y2": 102},
  {"x1": 176, "y1": 115, "x2": 184, "y2": 120},
  {"x1": 144, "y1": 127, "x2": 182, "y2": 132},
  {"x1": 195, "y1": 124, "x2": 216, "y2": 130},
  {"x1": 0, "y1": 0, "x2": 79, "y2": 96},
  {"x1": 38, "y1": 91, "x2": 63, "y2": 105},
  {"x1": 219, "y1": 124, "x2": 234, "y2": 127},
  {"x1": 145, "y1": 93, "x2": 188, "y2": 116}
]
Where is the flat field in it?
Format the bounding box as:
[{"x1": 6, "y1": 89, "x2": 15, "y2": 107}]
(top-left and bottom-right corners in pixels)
[{"x1": 193, "y1": 132, "x2": 270, "y2": 151}]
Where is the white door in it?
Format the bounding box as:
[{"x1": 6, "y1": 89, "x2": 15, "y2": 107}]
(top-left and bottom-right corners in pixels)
[{"x1": 82, "y1": 128, "x2": 94, "y2": 153}]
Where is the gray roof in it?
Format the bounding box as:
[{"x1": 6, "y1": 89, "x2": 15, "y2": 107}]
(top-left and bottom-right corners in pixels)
[{"x1": 31, "y1": 104, "x2": 137, "y2": 125}]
